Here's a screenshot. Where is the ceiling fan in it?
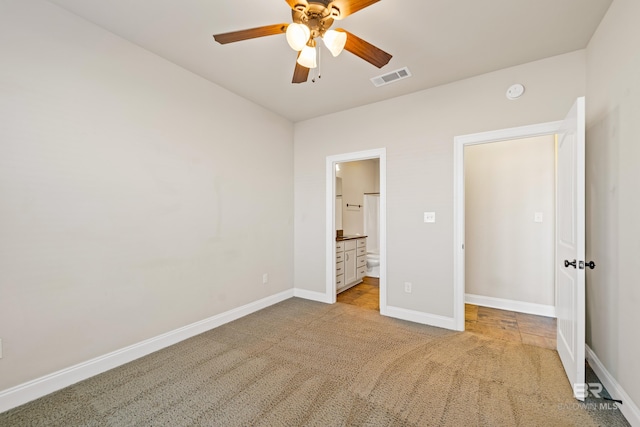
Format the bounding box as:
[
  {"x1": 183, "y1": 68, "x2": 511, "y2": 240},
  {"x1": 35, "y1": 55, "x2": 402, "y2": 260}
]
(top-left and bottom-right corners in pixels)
[{"x1": 213, "y1": 0, "x2": 392, "y2": 84}]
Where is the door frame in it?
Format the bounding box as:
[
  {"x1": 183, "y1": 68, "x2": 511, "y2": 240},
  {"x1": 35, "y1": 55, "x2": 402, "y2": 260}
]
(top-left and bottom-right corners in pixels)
[
  {"x1": 452, "y1": 121, "x2": 562, "y2": 330},
  {"x1": 326, "y1": 148, "x2": 387, "y2": 313}
]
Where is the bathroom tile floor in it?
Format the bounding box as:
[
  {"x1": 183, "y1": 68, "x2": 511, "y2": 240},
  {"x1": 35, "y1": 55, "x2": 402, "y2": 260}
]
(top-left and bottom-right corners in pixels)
[
  {"x1": 336, "y1": 277, "x2": 380, "y2": 311},
  {"x1": 338, "y1": 280, "x2": 556, "y2": 350}
]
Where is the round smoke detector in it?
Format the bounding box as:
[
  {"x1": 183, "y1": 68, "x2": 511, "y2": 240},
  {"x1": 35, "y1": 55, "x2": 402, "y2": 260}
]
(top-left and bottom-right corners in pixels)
[{"x1": 506, "y1": 84, "x2": 525, "y2": 100}]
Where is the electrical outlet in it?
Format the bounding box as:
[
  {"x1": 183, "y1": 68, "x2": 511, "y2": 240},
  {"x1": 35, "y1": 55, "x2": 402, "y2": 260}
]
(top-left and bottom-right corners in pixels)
[
  {"x1": 262, "y1": 273, "x2": 269, "y2": 285},
  {"x1": 404, "y1": 282, "x2": 412, "y2": 293}
]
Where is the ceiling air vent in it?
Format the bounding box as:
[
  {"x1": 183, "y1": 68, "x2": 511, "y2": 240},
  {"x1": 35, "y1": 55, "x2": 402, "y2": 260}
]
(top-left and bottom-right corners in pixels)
[{"x1": 370, "y1": 67, "x2": 412, "y2": 87}]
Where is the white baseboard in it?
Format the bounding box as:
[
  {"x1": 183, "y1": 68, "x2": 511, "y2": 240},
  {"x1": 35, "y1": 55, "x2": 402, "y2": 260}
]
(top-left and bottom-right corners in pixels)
[
  {"x1": 465, "y1": 293, "x2": 556, "y2": 318},
  {"x1": 586, "y1": 345, "x2": 640, "y2": 427},
  {"x1": 0, "y1": 289, "x2": 294, "y2": 414},
  {"x1": 293, "y1": 288, "x2": 332, "y2": 303},
  {"x1": 385, "y1": 305, "x2": 456, "y2": 330}
]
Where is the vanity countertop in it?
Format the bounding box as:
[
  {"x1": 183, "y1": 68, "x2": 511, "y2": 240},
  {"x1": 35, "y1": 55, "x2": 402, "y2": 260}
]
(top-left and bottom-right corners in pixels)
[{"x1": 336, "y1": 235, "x2": 367, "y2": 241}]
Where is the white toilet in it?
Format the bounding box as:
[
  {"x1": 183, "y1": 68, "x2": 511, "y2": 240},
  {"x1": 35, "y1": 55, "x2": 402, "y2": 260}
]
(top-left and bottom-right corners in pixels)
[{"x1": 366, "y1": 252, "x2": 380, "y2": 278}]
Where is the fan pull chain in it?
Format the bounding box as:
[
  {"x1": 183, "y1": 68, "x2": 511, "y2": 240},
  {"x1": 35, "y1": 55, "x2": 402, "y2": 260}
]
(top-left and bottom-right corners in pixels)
[{"x1": 312, "y1": 44, "x2": 322, "y2": 83}]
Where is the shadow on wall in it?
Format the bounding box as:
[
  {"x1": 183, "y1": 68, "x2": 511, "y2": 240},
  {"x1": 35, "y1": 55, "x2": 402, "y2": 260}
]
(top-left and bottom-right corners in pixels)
[{"x1": 585, "y1": 106, "x2": 619, "y2": 369}]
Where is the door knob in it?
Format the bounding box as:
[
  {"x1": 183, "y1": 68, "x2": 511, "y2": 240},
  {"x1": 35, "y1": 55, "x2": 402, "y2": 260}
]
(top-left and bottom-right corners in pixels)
[
  {"x1": 586, "y1": 261, "x2": 596, "y2": 269},
  {"x1": 564, "y1": 259, "x2": 577, "y2": 268}
]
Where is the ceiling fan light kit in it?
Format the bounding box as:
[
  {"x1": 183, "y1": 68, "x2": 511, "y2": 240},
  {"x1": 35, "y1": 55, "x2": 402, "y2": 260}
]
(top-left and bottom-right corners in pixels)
[
  {"x1": 213, "y1": 0, "x2": 392, "y2": 84},
  {"x1": 286, "y1": 23, "x2": 311, "y2": 51},
  {"x1": 322, "y1": 29, "x2": 347, "y2": 57},
  {"x1": 298, "y1": 44, "x2": 318, "y2": 68}
]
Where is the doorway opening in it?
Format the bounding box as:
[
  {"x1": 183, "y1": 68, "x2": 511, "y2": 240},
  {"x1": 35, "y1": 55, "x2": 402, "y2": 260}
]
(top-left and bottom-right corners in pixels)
[
  {"x1": 325, "y1": 149, "x2": 387, "y2": 314},
  {"x1": 453, "y1": 121, "x2": 563, "y2": 331},
  {"x1": 463, "y1": 134, "x2": 558, "y2": 348},
  {"x1": 335, "y1": 159, "x2": 380, "y2": 310}
]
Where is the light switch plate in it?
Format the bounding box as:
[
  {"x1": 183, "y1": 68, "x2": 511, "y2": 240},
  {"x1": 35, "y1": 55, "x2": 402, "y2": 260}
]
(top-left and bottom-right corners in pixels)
[
  {"x1": 424, "y1": 212, "x2": 436, "y2": 223},
  {"x1": 534, "y1": 212, "x2": 543, "y2": 223}
]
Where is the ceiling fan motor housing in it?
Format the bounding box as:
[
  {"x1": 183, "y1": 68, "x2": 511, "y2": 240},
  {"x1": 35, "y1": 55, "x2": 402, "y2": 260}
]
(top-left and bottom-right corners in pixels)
[{"x1": 292, "y1": 1, "x2": 340, "y2": 38}]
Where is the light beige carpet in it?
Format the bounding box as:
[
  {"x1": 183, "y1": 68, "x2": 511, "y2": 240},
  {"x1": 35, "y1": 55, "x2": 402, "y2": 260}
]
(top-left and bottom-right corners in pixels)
[{"x1": 0, "y1": 298, "x2": 630, "y2": 426}]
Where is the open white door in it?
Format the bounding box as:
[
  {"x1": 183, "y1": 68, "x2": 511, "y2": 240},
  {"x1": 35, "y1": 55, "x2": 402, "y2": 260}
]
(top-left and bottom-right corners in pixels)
[{"x1": 556, "y1": 97, "x2": 586, "y2": 400}]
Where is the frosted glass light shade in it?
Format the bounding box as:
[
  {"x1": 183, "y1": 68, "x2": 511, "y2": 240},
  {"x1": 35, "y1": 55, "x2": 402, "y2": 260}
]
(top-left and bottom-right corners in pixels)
[
  {"x1": 286, "y1": 23, "x2": 310, "y2": 51},
  {"x1": 297, "y1": 45, "x2": 317, "y2": 68},
  {"x1": 323, "y1": 30, "x2": 347, "y2": 57}
]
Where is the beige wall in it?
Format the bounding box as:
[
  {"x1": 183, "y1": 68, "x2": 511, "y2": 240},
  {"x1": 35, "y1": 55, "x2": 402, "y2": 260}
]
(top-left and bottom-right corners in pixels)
[
  {"x1": 336, "y1": 159, "x2": 379, "y2": 235},
  {"x1": 0, "y1": 1, "x2": 293, "y2": 390},
  {"x1": 465, "y1": 136, "x2": 556, "y2": 306},
  {"x1": 585, "y1": 0, "x2": 640, "y2": 412},
  {"x1": 5, "y1": 0, "x2": 637, "y2": 415},
  {"x1": 294, "y1": 50, "x2": 586, "y2": 316}
]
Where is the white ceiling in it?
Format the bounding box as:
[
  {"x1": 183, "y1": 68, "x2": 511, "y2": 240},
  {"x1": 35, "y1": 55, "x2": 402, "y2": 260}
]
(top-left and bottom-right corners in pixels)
[{"x1": 48, "y1": 0, "x2": 612, "y2": 122}]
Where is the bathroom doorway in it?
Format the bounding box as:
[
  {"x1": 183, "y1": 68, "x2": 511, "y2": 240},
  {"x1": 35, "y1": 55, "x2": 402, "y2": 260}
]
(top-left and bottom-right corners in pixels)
[
  {"x1": 325, "y1": 148, "x2": 387, "y2": 314},
  {"x1": 335, "y1": 160, "x2": 380, "y2": 311}
]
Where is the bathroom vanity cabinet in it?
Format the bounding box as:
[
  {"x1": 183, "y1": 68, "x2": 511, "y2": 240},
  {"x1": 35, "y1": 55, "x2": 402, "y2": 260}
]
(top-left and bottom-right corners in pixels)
[{"x1": 336, "y1": 237, "x2": 367, "y2": 293}]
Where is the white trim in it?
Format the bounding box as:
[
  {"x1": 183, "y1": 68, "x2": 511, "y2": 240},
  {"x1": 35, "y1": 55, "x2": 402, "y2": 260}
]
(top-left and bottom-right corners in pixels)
[
  {"x1": 586, "y1": 345, "x2": 640, "y2": 426},
  {"x1": 326, "y1": 149, "x2": 387, "y2": 312},
  {"x1": 293, "y1": 288, "x2": 332, "y2": 303},
  {"x1": 453, "y1": 121, "x2": 563, "y2": 331},
  {"x1": 0, "y1": 289, "x2": 294, "y2": 414},
  {"x1": 384, "y1": 306, "x2": 456, "y2": 330},
  {"x1": 465, "y1": 293, "x2": 556, "y2": 318},
  {"x1": 454, "y1": 121, "x2": 563, "y2": 146}
]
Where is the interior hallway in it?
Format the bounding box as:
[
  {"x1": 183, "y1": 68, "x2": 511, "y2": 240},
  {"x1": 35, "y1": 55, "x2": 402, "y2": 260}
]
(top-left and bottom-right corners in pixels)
[{"x1": 338, "y1": 279, "x2": 557, "y2": 350}]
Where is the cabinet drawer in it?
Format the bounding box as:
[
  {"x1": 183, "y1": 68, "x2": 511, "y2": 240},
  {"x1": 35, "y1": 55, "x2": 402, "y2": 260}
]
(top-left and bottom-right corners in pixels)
[
  {"x1": 336, "y1": 252, "x2": 344, "y2": 263},
  {"x1": 357, "y1": 267, "x2": 367, "y2": 280},
  {"x1": 336, "y1": 274, "x2": 345, "y2": 289},
  {"x1": 356, "y1": 246, "x2": 366, "y2": 256},
  {"x1": 357, "y1": 238, "x2": 367, "y2": 248},
  {"x1": 335, "y1": 261, "x2": 344, "y2": 276},
  {"x1": 344, "y1": 240, "x2": 357, "y2": 251},
  {"x1": 356, "y1": 256, "x2": 366, "y2": 268},
  {"x1": 336, "y1": 241, "x2": 345, "y2": 252}
]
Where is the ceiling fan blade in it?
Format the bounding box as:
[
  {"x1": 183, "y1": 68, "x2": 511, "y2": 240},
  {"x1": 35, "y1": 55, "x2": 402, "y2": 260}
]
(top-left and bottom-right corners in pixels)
[
  {"x1": 213, "y1": 24, "x2": 288, "y2": 44},
  {"x1": 292, "y1": 55, "x2": 310, "y2": 84},
  {"x1": 337, "y1": 29, "x2": 392, "y2": 68},
  {"x1": 331, "y1": 0, "x2": 380, "y2": 19}
]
